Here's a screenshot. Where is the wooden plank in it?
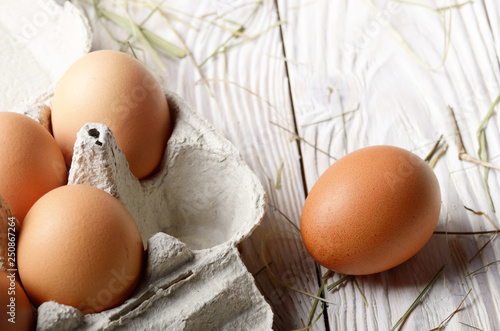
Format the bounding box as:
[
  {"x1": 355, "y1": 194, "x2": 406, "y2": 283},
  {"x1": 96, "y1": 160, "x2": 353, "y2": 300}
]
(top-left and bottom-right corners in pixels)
[
  {"x1": 78, "y1": 0, "x2": 325, "y2": 329},
  {"x1": 73, "y1": 0, "x2": 500, "y2": 329},
  {"x1": 161, "y1": 3, "x2": 324, "y2": 329},
  {"x1": 278, "y1": 0, "x2": 500, "y2": 330}
]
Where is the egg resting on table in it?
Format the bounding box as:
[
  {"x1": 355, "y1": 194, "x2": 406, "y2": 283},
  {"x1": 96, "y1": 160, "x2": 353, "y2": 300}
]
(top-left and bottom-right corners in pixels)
[
  {"x1": 51, "y1": 49, "x2": 171, "y2": 180},
  {"x1": 300, "y1": 145, "x2": 441, "y2": 275}
]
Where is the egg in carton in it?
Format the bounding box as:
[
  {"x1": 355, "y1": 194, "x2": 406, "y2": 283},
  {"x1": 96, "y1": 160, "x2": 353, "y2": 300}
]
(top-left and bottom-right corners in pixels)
[{"x1": 0, "y1": 0, "x2": 273, "y2": 329}]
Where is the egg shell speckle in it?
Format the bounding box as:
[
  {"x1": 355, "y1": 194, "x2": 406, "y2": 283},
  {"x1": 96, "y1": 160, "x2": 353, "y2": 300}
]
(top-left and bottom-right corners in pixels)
[
  {"x1": 51, "y1": 50, "x2": 171, "y2": 179},
  {"x1": 300, "y1": 145, "x2": 441, "y2": 275},
  {"x1": 17, "y1": 184, "x2": 144, "y2": 314},
  {"x1": 0, "y1": 112, "x2": 67, "y2": 223}
]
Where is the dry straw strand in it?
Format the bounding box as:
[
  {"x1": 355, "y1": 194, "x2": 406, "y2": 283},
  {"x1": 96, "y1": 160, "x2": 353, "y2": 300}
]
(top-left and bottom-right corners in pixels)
[
  {"x1": 459, "y1": 322, "x2": 484, "y2": 330},
  {"x1": 462, "y1": 206, "x2": 498, "y2": 262},
  {"x1": 477, "y1": 93, "x2": 500, "y2": 212},
  {"x1": 354, "y1": 278, "x2": 369, "y2": 307},
  {"x1": 127, "y1": 41, "x2": 138, "y2": 59},
  {"x1": 91, "y1": 3, "x2": 186, "y2": 58},
  {"x1": 276, "y1": 158, "x2": 284, "y2": 190},
  {"x1": 425, "y1": 135, "x2": 444, "y2": 162},
  {"x1": 447, "y1": 106, "x2": 500, "y2": 170},
  {"x1": 363, "y1": 0, "x2": 457, "y2": 71},
  {"x1": 267, "y1": 202, "x2": 299, "y2": 232},
  {"x1": 270, "y1": 121, "x2": 338, "y2": 160},
  {"x1": 468, "y1": 234, "x2": 496, "y2": 262},
  {"x1": 260, "y1": 230, "x2": 335, "y2": 305},
  {"x1": 200, "y1": 78, "x2": 275, "y2": 109},
  {"x1": 390, "y1": 263, "x2": 446, "y2": 331},
  {"x1": 327, "y1": 274, "x2": 353, "y2": 291},
  {"x1": 467, "y1": 259, "x2": 500, "y2": 277},
  {"x1": 429, "y1": 144, "x2": 448, "y2": 169},
  {"x1": 391, "y1": 0, "x2": 473, "y2": 13},
  {"x1": 430, "y1": 288, "x2": 472, "y2": 330},
  {"x1": 199, "y1": 0, "x2": 264, "y2": 68},
  {"x1": 303, "y1": 276, "x2": 327, "y2": 330},
  {"x1": 434, "y1": 230, "x2": 499, "y2": 235},
  {"x1": 302, "y1": 108, "x2": 360, "y2": 127},
  {"x1": 464, "y1": 206, "x2": 499, "y2": 230},
  {"x1": 158, "y1": 12, "x2": 213, "y2": 96}
]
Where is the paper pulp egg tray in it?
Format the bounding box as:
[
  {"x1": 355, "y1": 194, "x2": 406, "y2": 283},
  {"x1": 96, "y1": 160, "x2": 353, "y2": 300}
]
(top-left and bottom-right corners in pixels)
[{"x1": 0, "y1": 1, "x2": 273, "y2": 330}]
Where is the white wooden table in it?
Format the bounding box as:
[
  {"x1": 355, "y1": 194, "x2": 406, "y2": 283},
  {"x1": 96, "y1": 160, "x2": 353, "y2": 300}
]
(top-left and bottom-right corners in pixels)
[{"x1": 78, "y1": 0, "x2": 500, "y2": 329}]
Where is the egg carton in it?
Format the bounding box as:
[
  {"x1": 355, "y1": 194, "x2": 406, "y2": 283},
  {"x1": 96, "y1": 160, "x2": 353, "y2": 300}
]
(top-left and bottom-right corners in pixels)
[{"x1": 0, "y1": 1, "x2": 273, "y2": 330}]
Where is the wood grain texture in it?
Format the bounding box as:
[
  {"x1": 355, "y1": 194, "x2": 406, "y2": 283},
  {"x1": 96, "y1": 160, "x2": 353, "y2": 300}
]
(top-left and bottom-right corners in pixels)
[
  {"x1": 79, "y1": 0, "x2": 500, "y2": 329},
  {"x1": 165, "y1": 4, "x2": 323, "y2": 329},
  {"x1": 278, "y1": 0, "x2": 500, "y2": 330},
  {"x1": 81, "y1": 0, "x2": 323, "y2": 329}
]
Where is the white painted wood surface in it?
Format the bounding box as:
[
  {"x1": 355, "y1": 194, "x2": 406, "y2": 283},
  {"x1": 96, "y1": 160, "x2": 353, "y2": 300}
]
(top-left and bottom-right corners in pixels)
[{"x1": 76, "y1": 0, "x2": 500, "y2": 329}]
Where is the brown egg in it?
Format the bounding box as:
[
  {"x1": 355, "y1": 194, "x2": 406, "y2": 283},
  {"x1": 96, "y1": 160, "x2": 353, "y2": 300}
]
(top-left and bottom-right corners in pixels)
[
  {"x1": 17, "y1": 184, "x2": 144, "y2": 314},
  {"x1": 300, "y1": 145, "x2": 441, "y2": 275},
  {"x1": 51, "y1": 50, "x2": 171, "y2": 179},
  {"x1": 0, "y1": 269, "x2": 34, "y2": 331},
  {"x1": 0, "y1": 112, "x2": 67, "y2": 223}
]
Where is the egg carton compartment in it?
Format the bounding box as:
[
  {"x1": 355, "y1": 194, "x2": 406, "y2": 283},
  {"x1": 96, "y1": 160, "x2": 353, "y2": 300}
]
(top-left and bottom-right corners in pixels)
[
  {"x1": 5, "y1": 89, "x2": 274, "y2": 330},
  {"x1": 66, "y1": 90, "x2": 265, "y2": 250}
]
